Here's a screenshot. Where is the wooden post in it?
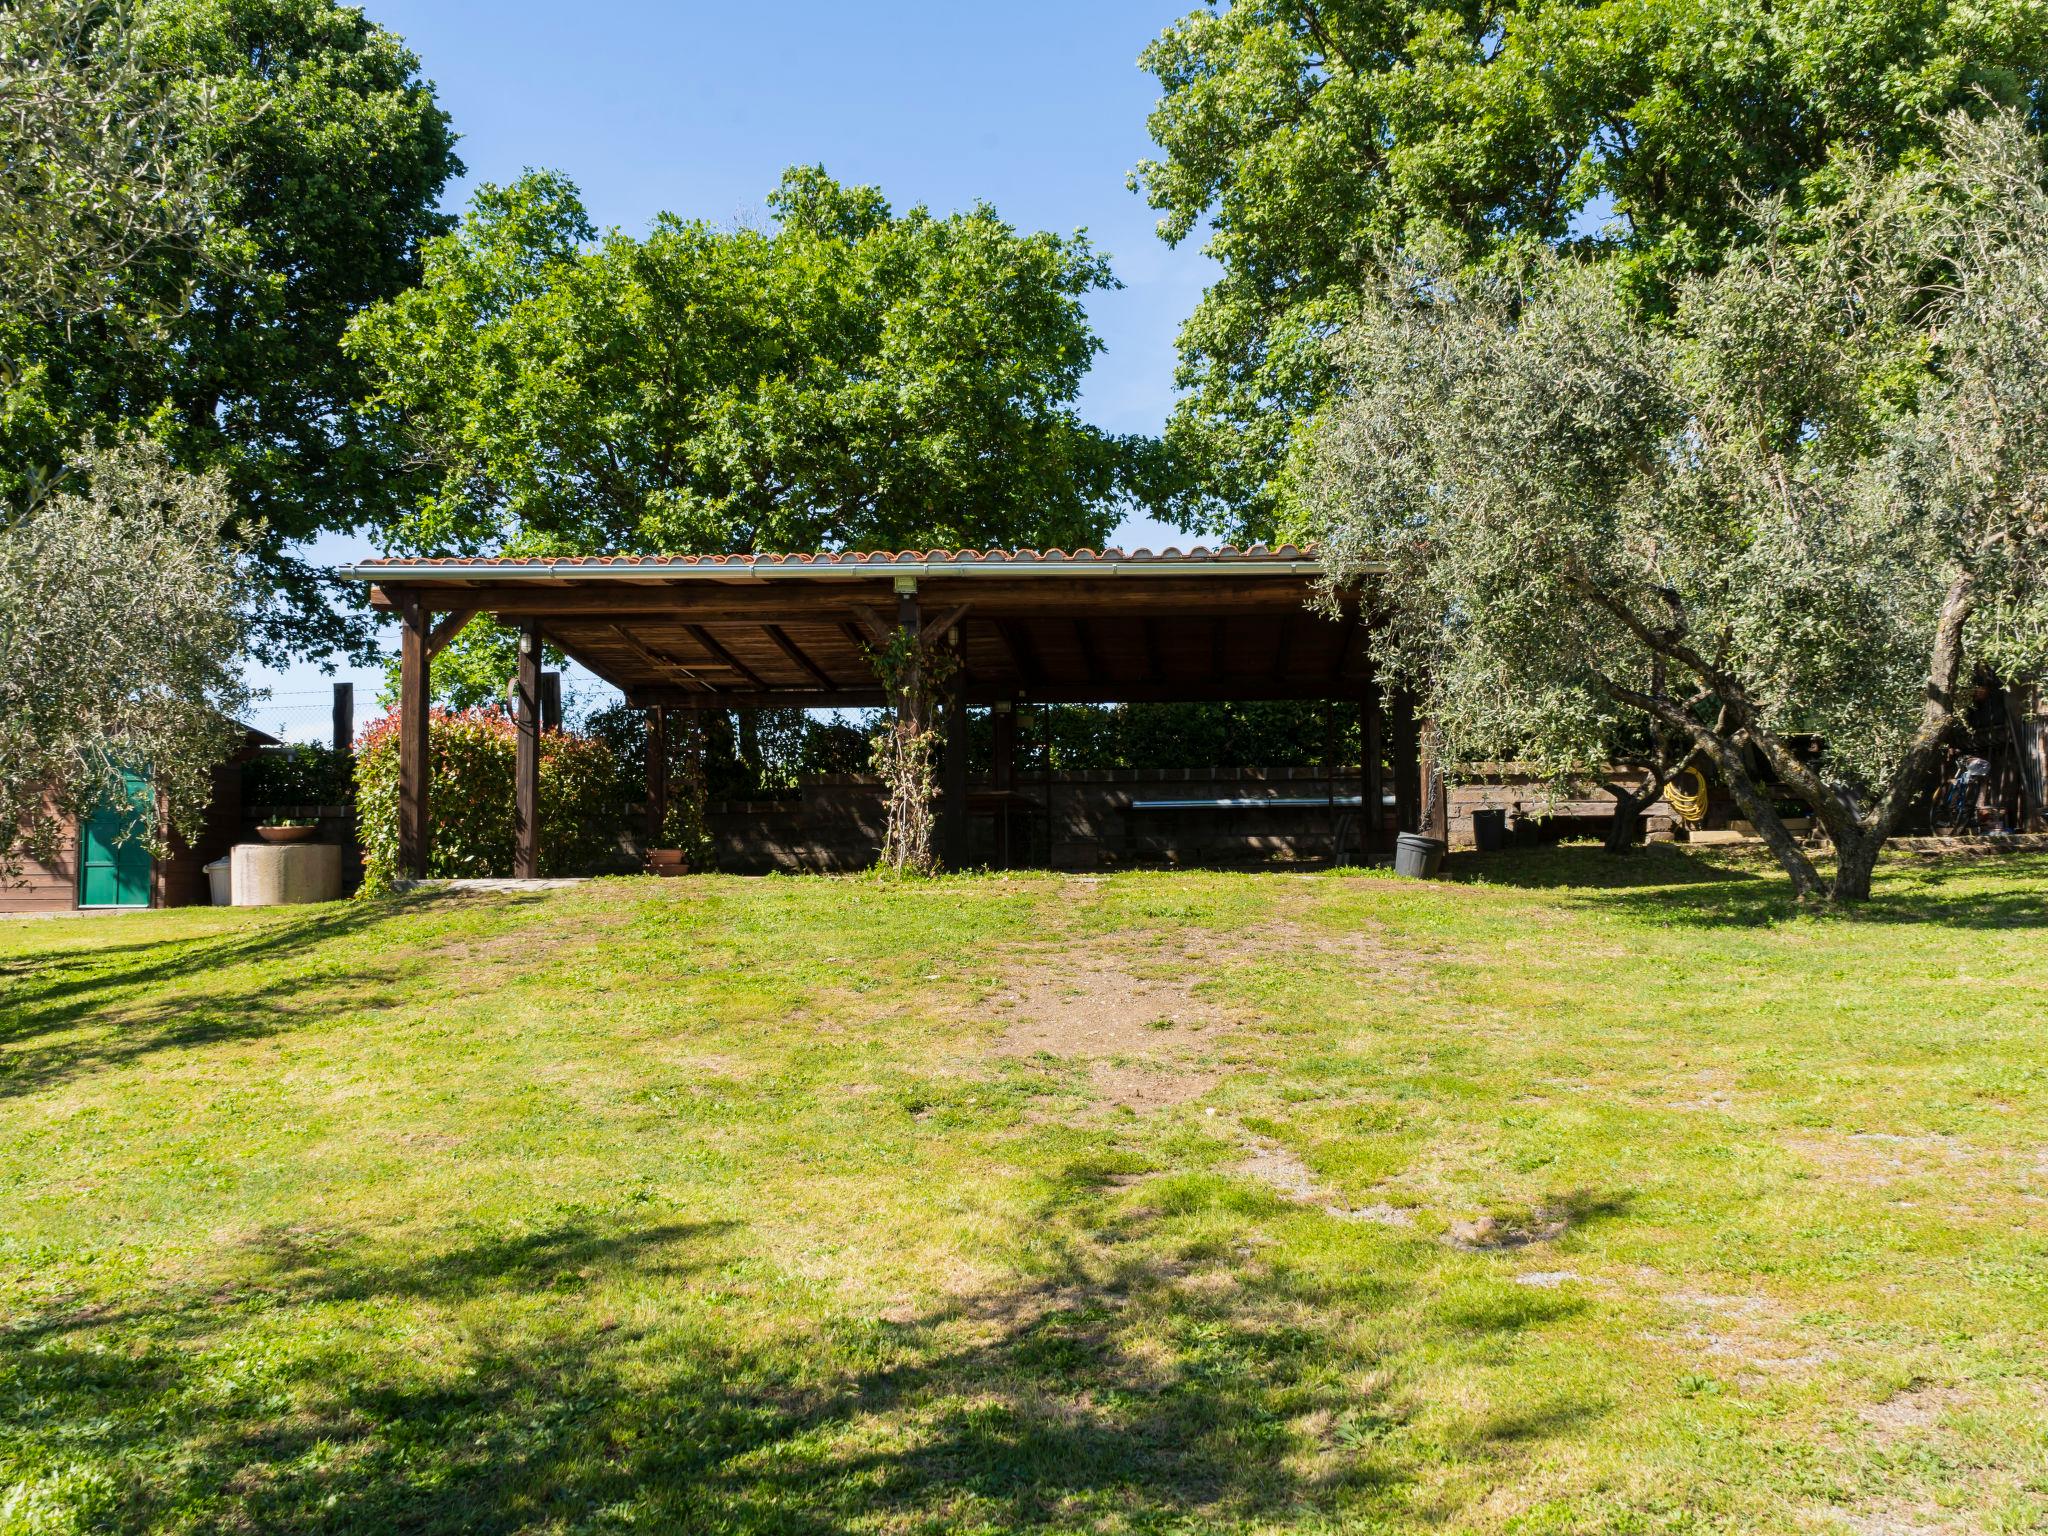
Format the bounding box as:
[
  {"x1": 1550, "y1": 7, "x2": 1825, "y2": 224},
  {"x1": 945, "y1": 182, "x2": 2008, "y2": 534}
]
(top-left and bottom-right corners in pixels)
[
  {"x1": 331, "y1": 681, "x2": 354, "y2": 757},
  {"x1": 1391, "y1": 685, "x2": 1421, "y2": 835},
  {"x1": 646, "y1": 705, "x2": 669, "y2": 851},
  {"x1": 540, "y1": 670, "x2": 562, "y2": 731},
  {"x1": 398, "y1": 594, "x2": 430, "y2": 879},
  {"x1": 992, "y1": 699, "x2": 1017, "y2": 869},
  {"x1": 941, "y1": 631, "x2": 968, "y2": 869},
  {"x1": 1419, "y1": 717, "x2": 1450, "y2": 841},
  {"x1": 1360, "y1": 689, "x2": 1386, "y2": 863},
  {"x1": 896, "y1": 581, "x2": 923, "y2": 732},
  {"x1": 514, "y1": 622, "x2": 541, "y2": 879}
]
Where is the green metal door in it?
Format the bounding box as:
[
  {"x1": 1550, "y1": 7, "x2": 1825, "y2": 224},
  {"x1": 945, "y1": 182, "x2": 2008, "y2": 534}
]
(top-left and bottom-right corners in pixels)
[{"x1": 79, "y1": 771, "x2": 153, "y2": 908}]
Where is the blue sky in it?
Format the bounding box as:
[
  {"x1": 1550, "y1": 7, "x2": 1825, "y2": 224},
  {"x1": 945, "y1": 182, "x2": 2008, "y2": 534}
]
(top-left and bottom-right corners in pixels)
[{"x1": 248, "y1": 0, "x2": 1212, "y2": 739}]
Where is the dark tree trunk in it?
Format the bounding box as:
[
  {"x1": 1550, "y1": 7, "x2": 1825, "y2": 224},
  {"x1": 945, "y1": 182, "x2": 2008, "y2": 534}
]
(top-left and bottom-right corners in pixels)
[{"x1": 1602, "y1": 789, "x2": 1649, "y2": 852}]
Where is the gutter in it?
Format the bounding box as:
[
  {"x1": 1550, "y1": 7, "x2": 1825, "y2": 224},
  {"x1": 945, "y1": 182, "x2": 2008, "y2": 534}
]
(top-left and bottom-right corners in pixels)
[{"x1": 333, "y1": 556, "x2": 1358, "y2": 582}]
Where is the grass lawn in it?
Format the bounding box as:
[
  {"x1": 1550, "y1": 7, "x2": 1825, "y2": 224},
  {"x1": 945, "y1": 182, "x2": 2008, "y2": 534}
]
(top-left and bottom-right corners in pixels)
[{"x1": 3, "y1": 847, "x2": 2046, "y2": 1535}]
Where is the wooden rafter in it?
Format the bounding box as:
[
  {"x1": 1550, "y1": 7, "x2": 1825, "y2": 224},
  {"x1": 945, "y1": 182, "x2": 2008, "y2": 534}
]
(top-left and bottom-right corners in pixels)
[
  {"x1": 1143, "y1": 617, "x2": 1166, "y2": 683},
  {"x1": 682, "y1": 624, "x2": 766, "y2": 689},
  {"x1": 607, "y1": 625, "x2": 715, "y2": 691},
  {"x1": 764, "y1": 624, "x2": 833, "y2": 689},
  {"x1": 998, "y1": 621, "x2": 1045, "y2": 689}
]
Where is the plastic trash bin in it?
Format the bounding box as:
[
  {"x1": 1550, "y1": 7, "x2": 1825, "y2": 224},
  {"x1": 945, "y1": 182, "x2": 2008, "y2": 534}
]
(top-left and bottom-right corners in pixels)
[
  {"x1": 204, "y1": 857, "x2": 232, "y2": 906},
  {"x1": 1471, "y1": 808, "x2": 1508, "y2": 852},
  {"x1": 1394, "y1": 832, "x2": 1446, "y2": 879}
]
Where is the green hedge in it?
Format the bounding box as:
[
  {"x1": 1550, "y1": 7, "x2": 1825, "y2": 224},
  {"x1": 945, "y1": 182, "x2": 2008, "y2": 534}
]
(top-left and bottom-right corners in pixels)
[{"x1": 354, "y1": 708, "x2": 632, "y2": 893}]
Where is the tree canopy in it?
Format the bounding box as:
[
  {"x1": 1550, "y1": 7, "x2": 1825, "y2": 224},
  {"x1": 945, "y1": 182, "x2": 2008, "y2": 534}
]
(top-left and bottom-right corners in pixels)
[
  {"x1": 1136, "y1": 0, "x2": 2048, "y2": 538},
  {"x1": 347, "y1": 167, "x2": 1151, "y2": 563},
  {"x1": 1306, "y1": 111, "x2": 2048, "y2": 901},
  {"x1": 1, "y1": 0, "x2": 461, "y2": 662}
]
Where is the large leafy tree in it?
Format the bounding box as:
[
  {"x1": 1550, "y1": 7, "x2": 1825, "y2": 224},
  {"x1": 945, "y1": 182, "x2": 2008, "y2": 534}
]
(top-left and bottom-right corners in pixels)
[
  {"x1": 1307, "y1": 112, "x2": 2048, "y2": 903},
  {"x1": 1136, "y1": 0, "x2": 2048, "y2": 536},
  {"x1": 1, "y1": 0, "x2": 461, "y2": 661},
  {"x1": 347, "y1": 167, "x2": 1147, "y2": 561}
]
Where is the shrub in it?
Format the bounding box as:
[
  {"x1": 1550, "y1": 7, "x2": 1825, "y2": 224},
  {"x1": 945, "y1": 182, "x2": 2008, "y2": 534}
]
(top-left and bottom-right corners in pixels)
[
  {"x1": 354, "y1": 708, "x2": 632, "y2": 893},
  {"x1": 243, "y1": 744, "x2": 352, "y2": 806}
]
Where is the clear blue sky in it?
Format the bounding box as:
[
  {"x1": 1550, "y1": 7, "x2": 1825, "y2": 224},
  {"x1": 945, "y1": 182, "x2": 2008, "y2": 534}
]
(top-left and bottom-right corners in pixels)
[{"x1": 249, "y1": 0, "x2": 1213, "y2": 739}]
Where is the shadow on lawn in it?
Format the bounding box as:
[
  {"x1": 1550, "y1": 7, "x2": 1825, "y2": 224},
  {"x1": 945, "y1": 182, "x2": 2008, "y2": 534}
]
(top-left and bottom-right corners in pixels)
[
  {"x1": 3, "y1": 1199, "x2": 1599, "y2": 1534},
  {"x1": 1454, "y1": 844, "x2": 2048, "y2": 930},
  {"x1": 0, "y1": 891, "x2": 553, "y2": 1099}
]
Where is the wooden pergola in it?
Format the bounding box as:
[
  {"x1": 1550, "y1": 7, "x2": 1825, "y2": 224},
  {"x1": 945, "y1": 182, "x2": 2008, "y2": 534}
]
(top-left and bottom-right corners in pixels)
[{"x1": 338, "y1": 546, "x2": 1438, "y2": 877}]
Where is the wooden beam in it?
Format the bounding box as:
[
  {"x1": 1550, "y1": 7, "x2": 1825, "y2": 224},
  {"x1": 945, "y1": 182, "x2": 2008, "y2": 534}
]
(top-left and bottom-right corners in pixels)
[
  {"x1": 682, "y1": 624, "x2": 766, "y2": 690},
  {"x1": 1328, "y1": 605, "x2": 1361, "y2": 678},
  {"x1": 1391, "y1": 685, "x2": 1421, "y2": 835},
  {"x1": 624, "y1": 676, "x2": 1374, "y2": 711},
  {"x1": 763, "y1": 624, "x2": 833, "y2": 688},
  {"x1": 941, "y1": 664, "x2": 968, "y2": 870},
  {"x1": 646, "y1": 705, "x2": 668, "y2": 852},
  {"x1": 849, "y1": 604, "x2": 893, "y2": 647},
  {"x1": 397, "y1": 594, "x2": 430, "y2": 879},
  {"x1": 923, "y1": 602, "x2": 973, "y2": 642},
  {"x1": 1143, "y1": 618, "x2": 1166, "y2": 684},
  {"x1": 1211, "y1": 618, "x2": 1228, "y2": 679},
  {"x1": 424, "y1": 607, "x2": 477, "y2": 661},
  {"x1": 1361, "y1": 689, "x2": 1386, "y2": 864},
  {"x1": 514, "y1": 622, "x2": 541, "y2": 879}
]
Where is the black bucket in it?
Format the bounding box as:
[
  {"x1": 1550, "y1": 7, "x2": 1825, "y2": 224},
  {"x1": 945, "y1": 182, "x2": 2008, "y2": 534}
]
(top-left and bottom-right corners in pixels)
[
  {"x1": 1471, "y1": 807, "x2": 1507, "y2": 853},
  {"x1": 1393, "y1": 832, "x2": 1446, "y2": 879}
]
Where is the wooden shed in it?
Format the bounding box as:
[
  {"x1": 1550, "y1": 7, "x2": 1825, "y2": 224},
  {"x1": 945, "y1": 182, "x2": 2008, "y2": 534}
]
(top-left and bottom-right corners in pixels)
[{"x1": 1, "y1": 726, "x2": 278, "y2": 915}]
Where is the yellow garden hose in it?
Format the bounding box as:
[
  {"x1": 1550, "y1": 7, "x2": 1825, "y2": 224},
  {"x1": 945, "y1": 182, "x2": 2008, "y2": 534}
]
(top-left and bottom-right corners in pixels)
[{"x1": 1663, "y1": 766, "x2": 1710, "y2": 826}]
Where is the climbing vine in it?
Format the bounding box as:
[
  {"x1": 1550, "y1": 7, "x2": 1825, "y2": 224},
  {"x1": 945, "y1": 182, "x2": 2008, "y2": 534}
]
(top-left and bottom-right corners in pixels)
[{"x1": 867, "y1": 626, "x2": 957, "y2": 876}]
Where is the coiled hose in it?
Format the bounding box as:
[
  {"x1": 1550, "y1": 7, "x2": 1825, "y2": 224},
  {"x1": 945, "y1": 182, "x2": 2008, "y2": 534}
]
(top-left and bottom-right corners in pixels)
[{"x1": 1663, "y1": 766, "x2": 1710, "y2": 826}]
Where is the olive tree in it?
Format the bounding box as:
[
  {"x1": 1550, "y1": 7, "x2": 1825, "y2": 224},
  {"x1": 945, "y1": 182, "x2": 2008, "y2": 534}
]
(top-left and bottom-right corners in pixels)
[
  {"x1": 0, "y1": 437, "x2": 250, "y2": 879},
  {"x1": 1308, "y1": 111, "x2": 2048, "y2": 902}
]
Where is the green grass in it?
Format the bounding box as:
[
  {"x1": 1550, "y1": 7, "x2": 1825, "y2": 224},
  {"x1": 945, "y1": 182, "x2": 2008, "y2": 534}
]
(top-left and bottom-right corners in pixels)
[{"x1": 3, "y1": 847, "x2": 2046, "y2": 1534}]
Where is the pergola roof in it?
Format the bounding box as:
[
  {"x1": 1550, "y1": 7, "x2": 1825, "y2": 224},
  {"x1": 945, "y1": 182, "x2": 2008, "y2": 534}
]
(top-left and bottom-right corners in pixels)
[{"x1": 339, "y1": 545, "x2": 1378, "y2": 710}]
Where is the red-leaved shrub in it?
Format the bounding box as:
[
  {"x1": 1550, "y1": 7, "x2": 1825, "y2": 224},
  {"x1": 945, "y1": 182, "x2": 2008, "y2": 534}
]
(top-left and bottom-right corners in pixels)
[{"x1": 355, "y1": 708, "x2": 631, "y2": 891}]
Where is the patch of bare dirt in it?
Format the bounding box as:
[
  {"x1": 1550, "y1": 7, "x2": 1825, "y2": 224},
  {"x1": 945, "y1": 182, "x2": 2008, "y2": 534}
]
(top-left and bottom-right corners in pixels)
[
  {"x1": 982, "y1": 940, "x2": 1251, "y2": 1112},
  {"x1": 1667, "y1": 1288, "x2": 1835, "y2": 1379},
  {"x1": 1782, "y1": 1130, "x2": 1986, "y2": 1189},
  {"x1": 1446, "y1": 1209, "x2": 1571, "y2": 1251},
  {"x1": 1859, "y1": 1384, "x2": 1970, "y2": 1446},
  {"x1": 1232, "y1": 1138, "x2": 1418, "y2": 1228}
]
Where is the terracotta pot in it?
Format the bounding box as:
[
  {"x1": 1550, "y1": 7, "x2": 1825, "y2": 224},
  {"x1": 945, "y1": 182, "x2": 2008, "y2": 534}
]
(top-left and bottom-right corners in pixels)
[
  {"x1": 256, "y1": 825, "x2": 318, "y2": 845},
  {"x1": 646, "y1": 849, "x2": 689, "y2": 876}
]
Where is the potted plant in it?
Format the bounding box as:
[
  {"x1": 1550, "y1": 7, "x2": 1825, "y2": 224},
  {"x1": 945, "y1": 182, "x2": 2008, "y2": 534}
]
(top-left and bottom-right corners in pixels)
[{"x1": 256, "y1": 817, "x2": 320, "y2": 845}]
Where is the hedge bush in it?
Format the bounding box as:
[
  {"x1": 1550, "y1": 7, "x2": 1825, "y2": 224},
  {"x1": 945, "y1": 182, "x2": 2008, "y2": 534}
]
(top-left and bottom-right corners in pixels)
[{"x1": 355, "y1": 708, "x2": 632, "y2": 893}]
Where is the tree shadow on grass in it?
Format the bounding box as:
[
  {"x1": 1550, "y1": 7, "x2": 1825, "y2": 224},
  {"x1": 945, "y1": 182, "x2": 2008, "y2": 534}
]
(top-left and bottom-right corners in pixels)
[
  {"x1": 0, "y1": 890, "x2": 554, "y2": 1099},
  {"x1": 1449, "y1": 844, "x2": 2048, "y2": 930},
  {"x1": 3, "y1": 1197, "x2": 1606, "y2": 1534}
]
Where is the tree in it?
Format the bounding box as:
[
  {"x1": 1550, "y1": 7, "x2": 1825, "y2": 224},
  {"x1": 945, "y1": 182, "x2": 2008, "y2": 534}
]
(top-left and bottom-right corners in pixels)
[
  {"x1": 1307, "y1": 112, "x2": 2048, "y2": 902},
  {"x1": 1135, "y1": 0, "x2": 2048, "y2": 537},
  {"x1": 1, "y1": 0, "x2": 461, "y2": 662},
  {"x1": 0, "y1": 436, "x2": 250, "y2": 878},
  {"x1": 0, "y1": 0, "x2": 205, "y2": 325},
  {"x1": 346, "y1": 167, "x2": 1148, "y2": 562}
]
